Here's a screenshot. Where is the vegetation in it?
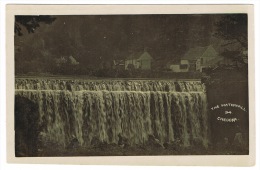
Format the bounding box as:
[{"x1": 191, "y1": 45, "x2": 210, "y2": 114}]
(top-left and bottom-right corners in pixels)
[
  {"x1": 212, "y1": 14, "x2": 248, "y2": 76},
  {"x1": 14, "y1": 15, "x2": 217, "y2": 76},
  {"x1": 15, "y1": 96, "x2": 40, "y2": 157},
  {"x1": 15, "y1": 15, "x2": 56, "y2": 36},
  {"x1": 215, "y1": 14, "x2": 247, "y2": 48}
]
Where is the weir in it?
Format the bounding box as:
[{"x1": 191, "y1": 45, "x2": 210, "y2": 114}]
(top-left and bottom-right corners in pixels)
[{"x1": 15, "y1": 79, "x2": 209, "y2": 148}]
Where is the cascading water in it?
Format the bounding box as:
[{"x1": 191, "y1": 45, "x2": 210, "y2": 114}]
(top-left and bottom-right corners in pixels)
[{"x1": 15, "y1": 79, "x2": 209, "y2": 149}]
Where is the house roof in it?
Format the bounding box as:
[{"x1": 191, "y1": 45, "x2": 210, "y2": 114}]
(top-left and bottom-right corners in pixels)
[
  {"x1": 140, "y1": 51, "x2": 153, "y2": 60},
  {"x1": 202, "y1": 56, "x2": 223, "y2": 67},
  {"x1": 182, "y1": 45, "x2": 217, "y2": 60},
  {"x1": 69, "y1": 56, "x2": 79, "y2": 65},
  {"x1": 126, "y1": 52, "x2": 144, "y2": 60},
  {"x1": 182, "y1": 46, "x2": 208, "y2": 60},
  {"x1": 126, "y1": 51, "x2": 153, "y2": 60}
]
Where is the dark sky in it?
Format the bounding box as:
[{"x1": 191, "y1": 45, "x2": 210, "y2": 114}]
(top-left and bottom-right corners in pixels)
[{"x1": 15, "y1": 14, "x2": 226, "y2": 67}]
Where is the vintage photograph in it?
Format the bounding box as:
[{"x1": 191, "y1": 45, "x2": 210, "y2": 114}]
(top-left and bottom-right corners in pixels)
[{"x1": 13, "y1": 12, "x2": 249, "y2": 157}]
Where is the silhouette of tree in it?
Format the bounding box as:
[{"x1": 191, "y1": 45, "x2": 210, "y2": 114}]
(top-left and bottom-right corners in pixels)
[
  {"x1": 15, "y1": 15, "x2": 56, "y2": 36},
  {"x1": 215, "y1": 14, "x2": 247, "y2": 48},
  {"x1": 214, "y1": 14, "x2": 248, "y2": 71}
]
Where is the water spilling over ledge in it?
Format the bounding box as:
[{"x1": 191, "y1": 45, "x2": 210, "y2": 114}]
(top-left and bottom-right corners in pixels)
[
  {"x1": 15, "y1": 79, "x2": 209, "y2": 150},
  {"x1": 15, "y1": 79, "x2": 205, "y2": 92}
]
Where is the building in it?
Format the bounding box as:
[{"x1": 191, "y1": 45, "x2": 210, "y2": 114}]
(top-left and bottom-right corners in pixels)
[
  {"x1": 56, "y1": 56, "x2": 67, "y2": 67},
  {"x1": 113, "y1": 60, "x2": 125, "y2": 70},
  {"x1": 181, "y1": 45, "x2": 219, "y2": 72},
  {"x1": 125, "y1": 51, "x2": 153, "y2": 70},
  {"x1": 68, "y1": 56, "x2": 79, "y2": 65},
  {"x1": 166, "y1": 60, "x2": 189, "y2": 72}
]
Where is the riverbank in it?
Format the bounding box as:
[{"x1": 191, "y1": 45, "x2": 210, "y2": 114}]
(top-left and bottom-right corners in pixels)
[
  {"x1": 37, "y1": 142, "x2": 248, "y2": 157},
  {"x1": 15, "y1": 70, "x2": 203, "y2": 80}
]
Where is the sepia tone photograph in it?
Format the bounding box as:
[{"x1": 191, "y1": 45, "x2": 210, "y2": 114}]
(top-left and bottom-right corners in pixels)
[
  {"x1": 6, "y1": 4, "x2": 254, "y2": 166},
  {"x1": 13, "y1": 13, "x2": 249, "y2": 157}
]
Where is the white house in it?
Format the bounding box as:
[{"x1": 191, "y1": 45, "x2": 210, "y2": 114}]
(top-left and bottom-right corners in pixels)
[
  {"x1": 181, "y1": 45, "x2": 219, "y2": 72},
  {"x1": 125, "y1": 51, "x2": 153, "y2": 70},
  {"x1": 69, "y1": 56, "x2": 79, "y2": 65},
  {"x1": 167, "y1": 60, "x2": 189, "y2": 72}
]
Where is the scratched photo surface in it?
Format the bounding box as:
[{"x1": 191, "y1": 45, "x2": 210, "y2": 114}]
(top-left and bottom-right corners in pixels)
[{"x1": 14, "y1": 14, "x2": 248, "y2": 157}]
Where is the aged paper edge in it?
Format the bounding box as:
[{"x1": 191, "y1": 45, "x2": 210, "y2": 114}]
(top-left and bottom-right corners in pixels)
[{"x1": 6, "y1": 4, "x2": 255, "y2": 166}]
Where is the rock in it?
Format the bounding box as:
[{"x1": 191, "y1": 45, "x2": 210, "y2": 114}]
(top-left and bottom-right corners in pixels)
[
  {"x1": 15, "y1": 96, "x2": 40, "y2": 156},
  {"x1": 233, "y1": 132, "x2": 243, "y2": 146},
  {"x1": 147, "y1": 135, "x2": 164, "y2": 149},
  {"x1": 66, "y1": 137, "x2": 79, "y2": 150},
  {"x1": 163, "y1": 142, "x2": 169, "y2": 149},
  {"x1": 90, "y1": 136, "x2": 107, "y2": 149},
  {"x1": 224, "y1": 137, "x2": 229, "y2": 145},
  {"x1": 118, "y1": 134, "x2": 129, "y2": 148}
]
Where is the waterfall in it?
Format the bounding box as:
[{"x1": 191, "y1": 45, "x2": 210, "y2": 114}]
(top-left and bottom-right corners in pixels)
[{"x1": 15, "y1": 79, "x2": 209, "y2": 148}]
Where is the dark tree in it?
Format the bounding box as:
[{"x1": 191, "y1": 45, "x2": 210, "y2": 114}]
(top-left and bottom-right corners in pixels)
[
  {"x1": 15, "y1": 15, "x2": 56, "y2": 36},
  {"x1": 214, "y1": 14, "x2": 247, "y2": 48},
  {"x1": 203, "y1": 14, "x2": 248, "y2": 84},
  {"x1": 214, "y1": 14, "x2": 248, "y2": 72}
]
